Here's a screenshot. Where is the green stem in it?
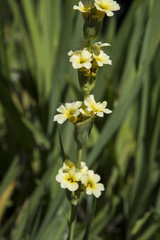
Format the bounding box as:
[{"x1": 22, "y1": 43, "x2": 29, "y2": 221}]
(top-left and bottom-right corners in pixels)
[
  {"x1": 67, "y1": 144, "x2": 82, "y2": 239},
  {"x1": 76, "y1": 144, "x2": 82, "y2": 169},
  {"x1": 67, "y1": 204, "x2": 78, "y2": 240},
  {"x1": 87, "y1": 40, "x2": 91, "y2": 51},
  {"x1": 84, "y1": 91, "x2": 90, "y2": 99}
]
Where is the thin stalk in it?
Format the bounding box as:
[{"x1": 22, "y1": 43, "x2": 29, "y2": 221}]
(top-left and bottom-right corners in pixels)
[
  {"x1": 67, "y1": 204, "x2": 78, "y2": 240},
  {"x1": 67, "y1": 144, "x2": 82, "y2": 239},
  {"x1": 76, "y1": 144, "x2": 82, "y2": 169},
  {"x1": 84, "y1": 91, "x2": 90, "y2": 99},
  {"x1": 87, "y1": 40, "x2": 91, "y2": 51}
]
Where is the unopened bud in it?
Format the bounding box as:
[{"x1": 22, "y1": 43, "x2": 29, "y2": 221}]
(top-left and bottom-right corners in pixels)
[
  {"x1": 78, "y1": 70, "x2": 96, "y2": 95},
  {"x1": 74, "y1": 116, "x2": 95, "y2": 145},
  {"x1": 83, "y1": 20, "x2": 101, "y2": 41}
]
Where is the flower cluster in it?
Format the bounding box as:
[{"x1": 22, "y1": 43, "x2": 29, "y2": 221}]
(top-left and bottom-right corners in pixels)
[
  {"x1": 74, "y1": 0, "x2": 120, "y2": 19},
  {"x1": 53, "y1": 94, "x2": 112, "y2": 124},
  {"x1": 56, "y1": 161, "x2": 105, "y2": 198},
  {"x1": 54, "y1": 0, "x2": 120, "y2": 205},
  {"x1": 68, "y1": 42, "x2": 112, "y2": 71}
]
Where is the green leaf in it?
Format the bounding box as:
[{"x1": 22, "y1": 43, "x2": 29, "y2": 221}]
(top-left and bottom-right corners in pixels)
[
  {"x1": 22, "y1": 118, "x2": 51, "y2": 149},
  {"x1": 83, "y1": 197, "x2": 97, "y2": 240}
]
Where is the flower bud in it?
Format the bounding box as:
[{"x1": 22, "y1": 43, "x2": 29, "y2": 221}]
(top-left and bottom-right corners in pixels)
[
  {"x1": 78, "y1": 70, "x2": 96, "y2": 95},
  {"x1": 83, "y1": 20, "x2": 101, "y2": 41},
  {"x1": 74, "y1": 116, "x2": 95, "y2": 145}
]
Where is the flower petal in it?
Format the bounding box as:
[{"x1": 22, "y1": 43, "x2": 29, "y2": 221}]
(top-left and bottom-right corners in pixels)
[
  {"x1": 103, "y1": 108, "x2": 112, "y2": 114},
  {"x1": 53, "y1": 114, "x2": 67, "y2": 124}
]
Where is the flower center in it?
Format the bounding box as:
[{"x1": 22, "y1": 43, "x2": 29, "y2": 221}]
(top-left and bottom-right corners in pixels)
[
  {"x1": 99, "y1": 0, "x2": 112, "y2": 10},
  {"x1": 67, "y1": 178, "x2": 73, "y2": 183},
  {"x1": 87, "y1": 181, "x2": 95, "y2": 189},
  {"x1": 90, "y1": 103, "x2": 100, "y2": 112},
  {"x1": 79, "y1": 57, "x2": 86, "y2": 64},
  {"x1": 83, "y1": 6, "x2": 91, "y2": 11},
  {"x1": 103, "y1": 4, "x2": 110, "y2": 10},
  {"x1": 66, "y1": 109, "x2": 75, "y2": 117},
  {"x1": 95, "y1": 55, "x2": 103, "y2": 62}
]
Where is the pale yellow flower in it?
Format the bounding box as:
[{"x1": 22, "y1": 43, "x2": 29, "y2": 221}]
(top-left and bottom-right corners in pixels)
[
  {"x1": 92, "y1": 41, "x2": 111, "y2": 53},
  {"x1": 68, "y1": 49, "x2": 92, "y2": 69},
  {"x1": 73, "y1": 1, "x2": 91, "y2": 12},
  {"x1": 53, "y1": 101, "x2": 82, "y2": 124},
  {"x1": 81, "y1": 170, "x2": 105, "y2": 198},
  {"x1": 93, "y1": 50, "x2": 112, "y2": 67},
  {"x1": 84, "y1": 95, "x2": 112, "y2": 117},
  {"x1": 56, "y1": 168, "x2": 82, "y2": 192},
  {"x1": 58, "y1": 160, "x2": 75, "y2": 173},
  {"x1": 94, "y1": 0, "x2": 120, "y2": 17},
  {"x1": 59, "y1": 161, "x2": 88, "y2": 174}
]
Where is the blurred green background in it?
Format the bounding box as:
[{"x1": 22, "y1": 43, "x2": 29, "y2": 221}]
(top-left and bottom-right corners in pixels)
[{"x1": 0, "y1": 0, "x2": 160, "y2": 239}]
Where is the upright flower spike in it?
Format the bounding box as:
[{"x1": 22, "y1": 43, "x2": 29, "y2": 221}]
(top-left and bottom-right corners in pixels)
[
  {"x1": 84, "y1": 94, "x2": 112, "y2": 117},
  {"x1": 54, "y1": 0, "x2": 119, "y2": 238},
  {"x1": 81, "y1": 170, "x2": 105, "y2": 198},
  {"x1": 94, "y1": 0, "x2": 120, "y2": 17},
  {"x1": 68, "y1": 49, "x2": 93, "y2": 70},
  {"x1": 53, "y1": 101, "x2": 82, "y2": 124}
]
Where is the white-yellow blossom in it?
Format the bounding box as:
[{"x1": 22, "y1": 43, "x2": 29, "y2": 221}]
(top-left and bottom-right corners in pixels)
[
  {"x1": 73, "y1": 1, "x2": 91, "y2": 12},
  {"x1": 81, "y1": 170, "x2": 105, "y2": 198},
  {"x1": 58, "y1": 160, "x2": 75, "y2": 173},
  {"x1": 68, "y1": 49, "x2": 92, "y2": 69},
  {"x1": 94, "y1": 0, "x2": 120, "y2": 17},
  {"x1": 56, "y1": 168, "x2": 82, "y2": 192},
  {"x1": 53, "y1": 101, "x2": 82, "y2": 124},
  {"x1": 93, "y1": 50, "x2": 112, "y2": 67},
  {"x1": 84, "y1": 94, "x2": 112, "y2": 117},
  {"x1": 60, "y1": 161, "x2": 88, "y2": 174}
]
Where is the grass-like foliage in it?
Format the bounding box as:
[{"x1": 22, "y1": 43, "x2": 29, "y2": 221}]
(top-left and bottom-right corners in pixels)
[{"x1": 0, "y1": 0, "x2": 160, "y2": 239}]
